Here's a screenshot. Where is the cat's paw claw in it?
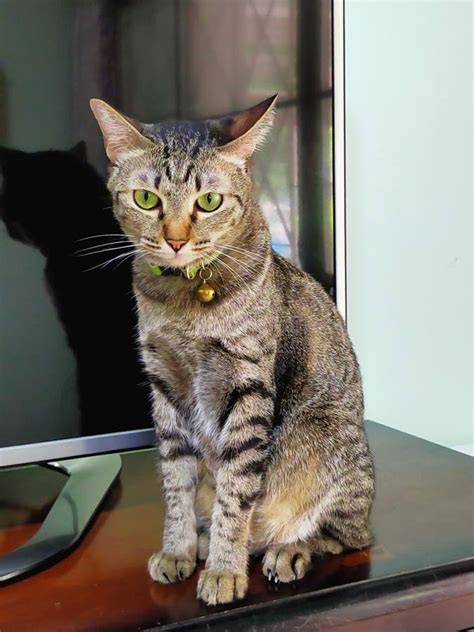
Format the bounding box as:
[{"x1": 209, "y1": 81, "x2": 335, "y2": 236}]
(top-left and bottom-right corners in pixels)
[
  {"x1": 148, "y1": 551, "x2": 196, "y2": 584},
  {"x1": 197, "y1": 569, "x2": 248, "y2": 605},
  {"x1": 262, "y1": 545, "x2": 311, "y2": 584}
]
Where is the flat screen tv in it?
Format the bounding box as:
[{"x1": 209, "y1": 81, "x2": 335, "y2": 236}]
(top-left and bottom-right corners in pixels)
[{"x1": 0, "y1": 0, "x2": 346, "y2": 581}]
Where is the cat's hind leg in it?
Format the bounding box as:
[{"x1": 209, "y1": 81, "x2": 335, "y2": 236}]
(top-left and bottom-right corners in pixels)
[
  {"x1": 197, "y1": 530, "x2": 210, "y2": 561},
  {"x1": 256, "y1": 405, "x2": 374, "y2": 582},
  {"x1": 261, "y1": 535, "x2": 345, "y2": 583},
  {"x1": 262, "y1": 542, "x2": 312, "y2": 583}
]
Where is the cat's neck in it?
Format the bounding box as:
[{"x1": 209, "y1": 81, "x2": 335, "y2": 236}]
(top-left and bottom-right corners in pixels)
[{"x1": 132, "y1": 228, "x2": 272, "y2": 308}]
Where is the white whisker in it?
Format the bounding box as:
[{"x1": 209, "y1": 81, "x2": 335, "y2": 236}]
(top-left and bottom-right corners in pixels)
[
  {"x1": 112, "y1": 251, "x2": 137, "y2": 270},
  {"x1": 216, "y1": 242, "x2": 267, "y2": 256},
  {"x1": 213, "y1": 251, "x2": 252, "y2": 295},
  {"x1": 216, "y1": 250, "x2": 261, "y2": 274},
  {"x1": 204, "y1": 255, "x2": 225, "y2": 284},
  {"x1": 83, "y1": 250, "x2": 136, "y2": 272},
  {"x1": 76, "y1": 243, "x2": 136, "y2": 257},
  {"x1": 215, "y1": 242, "x2": 268, "y2": 263},
  {"x1": 76, "y1": 238, "x2": 131, "y2": 252},
  {"x1": 76, "y1": 233, "x2": 128, "y2": 243}
]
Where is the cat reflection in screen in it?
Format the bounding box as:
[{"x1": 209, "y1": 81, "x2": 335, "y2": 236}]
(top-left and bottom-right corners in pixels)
[{"x1": 0, "y1": 142, "x2": 150, "y2": 435}]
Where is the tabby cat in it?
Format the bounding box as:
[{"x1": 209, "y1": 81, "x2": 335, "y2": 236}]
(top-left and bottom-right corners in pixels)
[{"x1": 90, "y1": 95, "x2": 375, "y2": 605}]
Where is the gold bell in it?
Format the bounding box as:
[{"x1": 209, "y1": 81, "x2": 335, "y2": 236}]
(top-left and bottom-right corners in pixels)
[
  {"x1": 196, "y1": 267, "x2": 216, "y2": 303},
  {"x1": 197, "y1": 283, "x2": 216, "y2": 303}
]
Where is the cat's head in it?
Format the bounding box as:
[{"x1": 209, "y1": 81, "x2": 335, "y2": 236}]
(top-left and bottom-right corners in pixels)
[{"x1": 90, "y1": 96, "x2": 277, "y2": 270}]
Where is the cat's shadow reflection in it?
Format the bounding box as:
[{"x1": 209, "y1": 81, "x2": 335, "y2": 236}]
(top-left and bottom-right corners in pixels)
[{"x1": 0, "y1": 142, "x2": 151, "y2": 435}]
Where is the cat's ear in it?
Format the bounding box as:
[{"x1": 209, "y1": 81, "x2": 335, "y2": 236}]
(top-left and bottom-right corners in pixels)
[
  {"x1": 89, "y1": 99, "x2": 153, "y2": 164},
  {"x1": 216, "y1": 94, "x2": 278, "y2": 166}
]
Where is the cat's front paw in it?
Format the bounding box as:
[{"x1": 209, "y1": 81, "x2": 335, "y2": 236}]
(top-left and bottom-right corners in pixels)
[
  {"x1": 197, "y1": 569, "x2": 248, "y2": 605},
  {"x1": 148, "y1": 551, "x2": 196, "y2": 583}
]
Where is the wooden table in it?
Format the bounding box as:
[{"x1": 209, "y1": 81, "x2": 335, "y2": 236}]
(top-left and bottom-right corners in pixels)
[{"x1": 1, "y1": 422, "x2": 473, "y2": 631}]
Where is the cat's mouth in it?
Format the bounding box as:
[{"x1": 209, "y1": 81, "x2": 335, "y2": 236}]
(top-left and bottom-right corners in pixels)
[{"x1": 140, "y1": 240, "x2": 213, "y2": 270}]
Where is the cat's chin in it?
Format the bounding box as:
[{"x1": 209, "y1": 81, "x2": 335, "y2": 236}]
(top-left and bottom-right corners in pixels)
[{"x1": 147, "y1": 254, "x2": 203, "y2": 270}]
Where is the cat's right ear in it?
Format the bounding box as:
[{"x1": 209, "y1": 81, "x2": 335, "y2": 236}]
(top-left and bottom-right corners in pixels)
[
  {"x1": 215, "y1": 95, "x2": 278, "y2": 167},
  {"x1": 89, "y1": 99, "x2": 153, "y2": 164}
]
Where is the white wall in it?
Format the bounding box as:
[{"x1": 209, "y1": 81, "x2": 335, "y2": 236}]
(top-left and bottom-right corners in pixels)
[{"x1": 345, "y1": 0, "x2": 472, "y2": 447}]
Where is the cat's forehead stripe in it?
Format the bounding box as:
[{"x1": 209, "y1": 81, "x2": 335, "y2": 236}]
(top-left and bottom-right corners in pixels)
[
  {"x1": 128, "y1": 163, "x2": 227, "y2": 194},
  {"x1": 183, "y1": 164, "x2": 193, "y2": 184}
]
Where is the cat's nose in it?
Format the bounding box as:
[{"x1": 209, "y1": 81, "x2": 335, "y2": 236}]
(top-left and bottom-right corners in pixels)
[{"x1": 166, "y1": 238, "x2": 188, "y2": 252}]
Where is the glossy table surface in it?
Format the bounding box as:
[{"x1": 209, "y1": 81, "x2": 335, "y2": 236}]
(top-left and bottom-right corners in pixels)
[{"x1": 0, "y1": 422, "x2": 473, "y2": 631}]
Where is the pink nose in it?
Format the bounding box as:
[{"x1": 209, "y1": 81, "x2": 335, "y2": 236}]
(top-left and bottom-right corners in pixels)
[{"x1": 166, "y1": 238, "x2": 188, "y2": 253}]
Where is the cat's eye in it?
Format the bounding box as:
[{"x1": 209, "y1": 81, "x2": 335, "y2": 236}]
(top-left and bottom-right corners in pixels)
[
  {"x1": 133, "y1": 189, "x2": 160, "y2": 210},
  {"x1": 196, "y1": 192, "x2": 223, "y2": 212}
]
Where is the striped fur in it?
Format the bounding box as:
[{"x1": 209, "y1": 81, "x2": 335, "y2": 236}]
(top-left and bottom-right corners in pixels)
[{"x1": 91, "y1": 96, "x2": 375, "y2": 605}]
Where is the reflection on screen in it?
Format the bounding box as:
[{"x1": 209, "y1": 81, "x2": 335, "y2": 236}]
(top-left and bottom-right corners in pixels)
[{"x1": 0, "y1": 0, "x2": 333, "y2": 447}]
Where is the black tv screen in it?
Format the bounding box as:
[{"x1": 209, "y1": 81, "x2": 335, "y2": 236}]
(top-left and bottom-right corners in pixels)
[{"x1": 0, "y1": 0, "x2": 334, "y2": 454}]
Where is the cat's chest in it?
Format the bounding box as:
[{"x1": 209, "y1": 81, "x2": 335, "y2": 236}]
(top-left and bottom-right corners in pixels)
[
  {"x1": 137, "y1": 291, "x2": 248, "y2": 376},
  {"x1": 140, "y1": 312, "x2": 232, "y2": 447},
  {"x1": 141, "y1": 325, "x2": 207, "y2": 397},
  {"x1": 145, "y1": 336, "x2": 227, "y2": 462},
  {"x1": 136, "y1": 292, "x2": 268, "y2": 460}
]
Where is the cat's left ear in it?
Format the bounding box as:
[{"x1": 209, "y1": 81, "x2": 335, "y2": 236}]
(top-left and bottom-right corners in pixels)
[{"x1": 215, "y1": 94, "x2": 278, "y2": 166}]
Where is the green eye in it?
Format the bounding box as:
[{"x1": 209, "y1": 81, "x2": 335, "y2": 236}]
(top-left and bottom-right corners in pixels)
[
  {"x1": 133, "y1": 189, "x2": 160, "y2": 210},
  {"x1": 196, "y1": 192, "x2": 223, "y2": 212}
]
